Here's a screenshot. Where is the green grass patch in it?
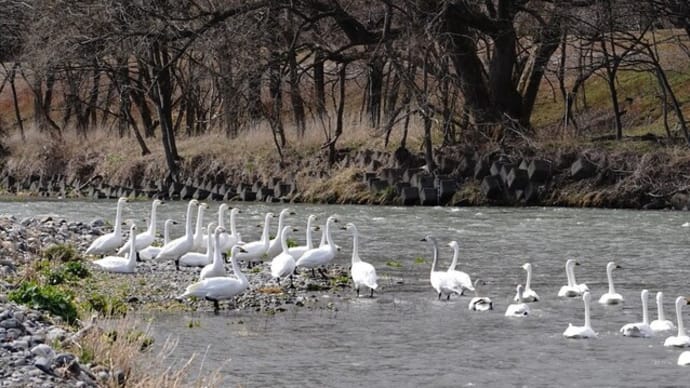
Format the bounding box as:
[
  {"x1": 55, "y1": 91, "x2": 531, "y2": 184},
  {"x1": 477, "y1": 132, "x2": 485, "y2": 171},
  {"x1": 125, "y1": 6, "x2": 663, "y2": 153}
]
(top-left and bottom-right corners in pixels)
[
  {"x1": 9, "y1": 281, "x2": 78, "y2": 324},
  {"x1": 414, "y1": 257, "x2": 427, "y2": 265},
  {"x1": 42, "y1": 244, "x2": 81, "y2": 262},
  {"x1": 386, "y1": 260, "x2": 403, "y2": 268}
]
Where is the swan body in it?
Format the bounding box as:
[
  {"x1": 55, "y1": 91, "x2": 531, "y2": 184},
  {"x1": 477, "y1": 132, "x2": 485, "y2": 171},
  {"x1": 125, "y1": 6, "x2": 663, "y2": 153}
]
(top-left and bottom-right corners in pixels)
[
  {"x1": 93, "y1": 224, "x2": 137, "y2": 273},
  {"x1": 117, "y1": 199, "x2": 162, "y2": 255},
  {"x1": 179, "y1": 223, "x2": 215, "y2": 268},
  {"x1": 296, "y1": 216, "x2": 338, "y2": 274},
  {"x1": 679, "y1": 351, "x2": 690, "y2": 366},
  {"x1": 620, "y1": 289, "x2": 653, "y2": 338},
  {"x1": 270, "y1": 226, "x2": 297, "y2": 286},
  {"x1": 190, "y1": 203, "x2": 209, "y2": 252},
  {"x1": 155, "y1": 199, "x2": 198, "y2": 269},
  {"x1": 468, "y1": 279, "x2": 493, "y2": 311},
  {"x1": 199, "y1": 226, "x2": 226, "y2": 280},
  {"x1": 446, "y1": 241, "x2": 474, "y2": 296},
  {"x1": 598, "y1": 262, "x2": 624, "y2": 305},
  {"x1": 650, "y1": 292, "x2": 676, "y2": 333},
  {"x1": 346, "y1": 223, "x2": 378, "y2": 297},
  {"x1": 217, "y1": 206, "x2": 241, "y2": 253},
  {"x1": 422, "y1": 235, "x2": 462, "y2": 300},
  {"x1": 85, "y1": 197, "x2": 128, "y2": 255},
  {"x1": 563, "y1": 291, "x2": 597, "y2": 339},
  {"x1": 664, "y1": 296, "x2": 690, "y2": 348},
  {"x1": 287, "y1": 214, "x2": 317, "y2": 259},
  {"x1": 177, "y1": 246, "x2": 248, "y2": 313},
  {"x1": 267, "y1": 209, "x2": 293, "y2": 259},
  {"x1": 139, "y1": 219, "x2": 175, "y2": 261},
  {"x1": 235, "y1": 212, "x2": 274, "y2": 268},
  {"x1": 505, "y1": 284, "x2": 530, "y2": 317},
  {"x1": 514, "y1": 263, "x2": 539, "y2": 302},
  {"x1": 558, "y1": 259, "x2": 588, "y2": 297}
]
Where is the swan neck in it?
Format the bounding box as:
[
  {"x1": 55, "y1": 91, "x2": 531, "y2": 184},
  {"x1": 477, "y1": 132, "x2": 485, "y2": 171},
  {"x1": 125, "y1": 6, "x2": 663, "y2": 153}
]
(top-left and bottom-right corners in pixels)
[
  {"x1": 584, "y1": 297, "x2": 591, "y2": 328},
  {"x1": 606, "y1": 266, "x2": 615, "y2": 294},
  {"x1": 448, "y1": 246, "x2": 458, "y2": 271},
  {"x1": 351, "y1": 229, "x2": 360, "y2": 264},
  {"x1": 114, "y1": 202, "x2": 124, "y2": 233},
  {"x1": 276, "y1": 213, "x2": 285, "y2": 237},
  {"x1": 218, "y1": 209, "x2": 226, "y2": 229},
  {"x1": 325, "y1": 219, "x2": 334, "y2": 248},
  {"x1": 642, "y1": 295, "x2": 649, "y2": 324},
  {"x1": 185, "y1": 205, "x2": 194, "y2": 237},
  {"x1": 305, "y1": 218, "x2": 314, "y2": 250},
  {"x1": 229, "y1": 211, "x2": 237, "y2": 235},
  {"x1": 430, "y1": 240, "x2": 439, "y2": 274},
  {"x1": 127, "y1": 231, "x2": 136, "y2": 267},
  {"x1": 231, "y1": 252, "x2": 247, "y2": 284},
  {"x1": 194, "y1": 207, "x2": 204, "y2": 235},
  {"x1": 525, "y1": 267, "x2": 532, "y2": 289},
  {"x1": 678, "y1": 302, "x2": 686, "y2": 336},
  {"x1": 280, "y1": 228, "x2": 289, "y2": 253},
  {"x1": 212, "y1": 232, "x2": 222, "y2": 268},
  {"x1": 261, "y1": 216, "x2": 271, "y2": 244},
  {"x1": 568, "y1": 263, "x2": 577, "y2": 287},
  {"x1": 163, "y1": 222, "x2": 171, "y2": 244},
  {"x1": 658, "y1": 298, "x2": 665, "y2": 321},
  {"x1": 148, "y1": 203, "x2": 158, "y2": 234}
]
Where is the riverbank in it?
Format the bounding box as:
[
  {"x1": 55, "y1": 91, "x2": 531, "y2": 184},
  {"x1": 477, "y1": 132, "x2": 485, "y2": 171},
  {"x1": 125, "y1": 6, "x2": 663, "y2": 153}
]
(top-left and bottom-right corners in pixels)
[{"x1": 3, "y1": 133, "x2": 690, "y2": 210}]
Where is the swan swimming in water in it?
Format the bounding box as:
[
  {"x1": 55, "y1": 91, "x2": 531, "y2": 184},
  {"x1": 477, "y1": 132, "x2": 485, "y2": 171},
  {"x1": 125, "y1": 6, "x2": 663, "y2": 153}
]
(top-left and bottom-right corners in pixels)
[
  {"x1": 270, "y1": 225, "x2": 297, "y2": 287},
  {"x1": 620, "y1": 289, "x2": 653, "y2": 338},
  {"x1": 446, "y1": 241, "x2": 474, "y2": 296},
  {"x1": 139, "y1": 219, "x2": 176, "y2": 261},
  {"x1": 190, "y1": 202, "x2": 209, "y2": 252},
  {"x1": 345, "y1": 222, "x2": 378, "y2": 297},
  {"x1": 468, "y1": 279, "x2": 493, "y2": 311},
  {"x1": 156, "y1": 199, "x2": 198, "y2": 269},
  {"x1": 93, "y1": 224, "x2": 138, "y2": 273},
  {"x1": 296, "y1": 216, "x2": 338, "y2": 277},
  {"x1": 200, "y1": 227, "x2": 234, "y2": 280},
  {"x1": 558, "y1": 259, "x2": 588, "y2": 297},
  {"x1": 117, "y1": 199, "x2": 162, "y2": 255},
  {"x1": 563, "y1": 291, "x2": 597, "y2": 339},
  {"x1": 85, "y1": 197, "x2": 128, "y2": 255},
  {"x1": 664, "y1": 296, "x2": 690, "y2": 348},
  {"x1": 505, "y1": 284, "x2": 530, "y2": 317},
  {"x1": 287, "y1": 214, "x2": 318, "y2": 259},
  {"x1": 598, "y1": 262, "x2": 624, "y2": 305},
  {"x1": 514, "y1": 263, "x2": 539, "y2": 302},
  {"x1": 177, "y1": 245, "x2": 248, "y2": 314},
  {"x1": 679, "y1": 351, "x2": 690, "y2": 366},
  {"x1": 650, "y1": 291, "x2": 675, "y2": 333},
  {"x1": 179, "y1": 223, "x2": 215, "y2": 268},
  {"x1": 267, "y1": 208, "x2": 294, "y2": 259},
  {"x1": 236, "y1": 212, "x2": 274, "y2": 268},
  {"x1": 422, "y1": 235, "x2": 462, "y2": 300}
]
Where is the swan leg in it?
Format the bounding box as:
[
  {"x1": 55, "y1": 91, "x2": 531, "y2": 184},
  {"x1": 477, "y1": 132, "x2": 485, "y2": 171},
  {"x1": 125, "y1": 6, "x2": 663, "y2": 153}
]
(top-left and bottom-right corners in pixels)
[
  {"x1": 289, "y1": 275, "x2": 295, "y2": 289},
  {"x1": 438, "y1": 292, "x2": 442, "y2": 300},
  {"x1": 136, "y1": 252, "x2": 142, "y2": 262},
  {"x1": 446, "y1": 294, "x2": 451, "y2": 301},
  {"x1": 175, "y1": 259, "x2": 180, "y2": 271},
  {"x1": 356, "y1": 287, "x2": 360, "y2": 297},
  {"x1": 370, "y1": 288, "x2": 374, "y2": 298},
  {"x1": 311, "y1": 268, "x2": 316, "y2": 278}
]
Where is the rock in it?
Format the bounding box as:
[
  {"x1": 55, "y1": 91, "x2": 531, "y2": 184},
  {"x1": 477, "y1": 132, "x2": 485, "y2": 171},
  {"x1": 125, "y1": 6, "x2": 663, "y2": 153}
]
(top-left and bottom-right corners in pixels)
[
  {"x1": 670, "y1": 193, "x2": 690, "y2": 210},
  {"x1": 89, "y1": 218, "x2": 105, "y2": 228},
  {"x1": 455, "y1": 155, "x2": 475, "y2": 178},
  {"x1": 419, "y1": 188, "x2": 438, "y2": 206},
  {"x1": 436, "y1": 179, "x2": 456, "y2": 205},
  {"x1": 527, "y1": 159, "x2": 552, "y2": 182},
  {"x1": 53, "y1": 353, "x2": 76, "y2": 368},
  {"x1": 46, "y1": 328, "x2": 67, "y2": 342},
  {"x1": 481, "y1": 175, "x2": 503, "y2": 200},
  {"x1": 400, "y1": 186, "x2": 419, "y2": 206},
  {"x1": 570, "y1": 157, "x2": 596, "y2": 180},
  {"x1": 473, "y1": 159, "x2": 490, "y2": 180},
  {"x1": 1, "y1": 318, "x2": 24, "y2": 330},
  {"x1": 34, "y1": 356, "x2": 54, "y2": 375},
  {"x1": 31, "y1": 344, "x2": 55, "y2": 359},
  {"x1": 506, "y1": 168, "x2": 529, "y2": 191}
]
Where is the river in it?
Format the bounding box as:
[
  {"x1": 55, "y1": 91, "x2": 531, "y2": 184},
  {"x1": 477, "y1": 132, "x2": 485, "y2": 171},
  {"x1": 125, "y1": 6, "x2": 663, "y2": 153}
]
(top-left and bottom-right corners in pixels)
[{"x1": 1, "y1": 199, "x2": 689, "y2": 386}]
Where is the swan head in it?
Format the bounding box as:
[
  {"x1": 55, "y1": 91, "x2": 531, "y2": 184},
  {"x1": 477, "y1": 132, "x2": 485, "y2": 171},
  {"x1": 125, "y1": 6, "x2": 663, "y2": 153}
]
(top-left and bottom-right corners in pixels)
[
  {"x1": 474, "y1": 278, "x2": 487, "y2": 288},
  {"x1": 420, "y1": 235, "x2": 436, "y2": 244},
  {"x1": 265, "y1": 212, "x2": 275, "y2": 221},
  {"x1": 448, "y1": 241, "x2": 459, "y2": 249},
  {"x1": 230, "y1": 207, "x2": 241, "y2": 216},
  {"x1": 565, "y1": 259, "x2": 574, "y2": 269},
  {"x1": 606, "y1": 261, "x2": 622, "y2": 272},
  {"x1": 199, "y1": 202, "x2": 209, "y2": 209},
  {"x1": 281, "y1": 225, "x2": 294, "y2": 237},
  {"x1": 522, "y1": 263, "x2": 532, "y2": 272},
  {"x1": 229, "y1": 245, "x2": 248, "y2": 257},
  {"x1": 118, "y1": 197, "x2": 129, "y2": 204},
  {"x1": 641, "y1": 289, "x2": 649, "y2": 301},
  {"x1": 214, "y1": 225, "x2": 226, "y2": 235},
  {"x1": 308, "y1": 214, "x2": 318, "y2": 223},
  {"x1": 656, "y1": 291, "x2": 664, "y2": 304},
  {"x1": 326, "y1": 215, "x2": 339, "y2": 225},
  {"x1": 279, "y1": 208, "x2": 296, "y2": 218},
  {"x1": 189, "y1": 199, "x2": 199, "y2": 205},
  {"x1": 152, "y1": 199, "x2": 163, "y2": 207},
  {"x1": 164, "y1": 219, "x2": 177, "y2": 227},
  {"x1": 129, "y1": 224, "x2": 137, "y2": 233}
]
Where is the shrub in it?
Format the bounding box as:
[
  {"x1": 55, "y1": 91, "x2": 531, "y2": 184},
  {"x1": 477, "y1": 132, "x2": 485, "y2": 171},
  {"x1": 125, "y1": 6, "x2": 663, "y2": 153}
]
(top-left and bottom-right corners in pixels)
[
  {"x1": 8, "y1": 281, "x2": 78, "y2": 324},
  {"x1": 85, "y1": 293, "x2": 128, "y2": 317},
  {"x1": 43, "y1": 244, "x2": 80, "y2": 262}
]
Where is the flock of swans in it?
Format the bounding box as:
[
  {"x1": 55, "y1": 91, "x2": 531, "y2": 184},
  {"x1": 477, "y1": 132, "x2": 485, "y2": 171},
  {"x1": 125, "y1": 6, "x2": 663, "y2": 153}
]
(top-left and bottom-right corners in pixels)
[{"x1": 84, "y1": 198, "x2": 690, "y2": 367}]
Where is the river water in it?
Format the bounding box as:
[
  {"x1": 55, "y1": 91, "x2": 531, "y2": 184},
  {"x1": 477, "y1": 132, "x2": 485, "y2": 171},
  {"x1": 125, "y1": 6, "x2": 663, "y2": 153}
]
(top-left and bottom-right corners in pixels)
[{"x1": 2, "y1": 199, "x2": 689, "y2": 386}]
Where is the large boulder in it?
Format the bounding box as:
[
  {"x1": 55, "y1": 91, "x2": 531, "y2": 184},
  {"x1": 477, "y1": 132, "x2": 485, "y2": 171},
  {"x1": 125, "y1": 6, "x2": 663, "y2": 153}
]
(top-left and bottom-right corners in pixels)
[{"x1": 481, "y1": 175, "x2": 504, "y2": 200}]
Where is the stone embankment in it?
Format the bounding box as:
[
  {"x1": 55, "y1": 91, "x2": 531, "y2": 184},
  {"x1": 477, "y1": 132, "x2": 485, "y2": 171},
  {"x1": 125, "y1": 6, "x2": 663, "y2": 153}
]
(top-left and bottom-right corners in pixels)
[{"x1": 1, "y1": 145, "x2": 689, "y2": 209}]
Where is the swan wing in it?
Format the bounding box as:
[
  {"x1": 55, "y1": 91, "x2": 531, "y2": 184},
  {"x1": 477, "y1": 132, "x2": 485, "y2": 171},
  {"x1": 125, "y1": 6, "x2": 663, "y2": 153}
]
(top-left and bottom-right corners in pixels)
[
  {"x1": 352, "y1": 262, "x2": 378, "y2": 289},
  {"x1": 296, "y1": 246, "x2": 332, "y2": 268},
  {"x1": 179, "y1": 252, "x2": 211, "y2": 267},
  {"x1": 271, "y1": 253, "x2": 296, "y2": 278},
  {"x1": 86, "y1": 232, "x2": 120, "y2": 255},
  {"x1": 678, "y1": 351, "x2": 690, "y2": 366}
]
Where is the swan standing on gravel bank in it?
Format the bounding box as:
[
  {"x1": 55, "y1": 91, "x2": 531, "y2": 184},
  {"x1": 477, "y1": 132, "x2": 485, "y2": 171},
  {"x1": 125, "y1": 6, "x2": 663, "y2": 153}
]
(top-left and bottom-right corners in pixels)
[
  {"x1": 156, "y1": 199, "x2": 198, "y2": 269},
  {"x1": 288, "y1": 214, "x2": 317, "y2": 259},
  {"x1": 85, "y1": 197, "x2": 128, "y2": 255},
  {"x1": 117, "y1": 199, "x2": 162, "y2": 255},
  {"x1": 199, "y1": 226, "x2": 228, "y2": 280},
  {"x1": 598, "y1": 262, "x2": 624, "y2": 305},
  {"x1": 139, "y1": 219, "x2": 176, "y2": 261},
  {"x1": 515, "y1": 263, "x2": 539, "y2": 302},
  {"x1": 345, "y1": 223, "x2": 378, "y2": 297},
  {"x1": 179, "y1": 223, "x2": 216, "y2": 268},
  {"x1": 563, "y1": 291, "x2": 596, "y2": 339},
  {"x1": 236, "y1": 212, "x2": 274, "y2": 268},
  {"x1": 270, "y1": 225, "x2": 297, "y2": 287},
  {"x1": 296, "y1": 216, "x2": 338, "y2": 277},
  {"x1": 177, "y1": 245, "x2": 248, "y2": 314},
  {"x1": 93, "y1": 224, "x2": 138, "y2": 273}
]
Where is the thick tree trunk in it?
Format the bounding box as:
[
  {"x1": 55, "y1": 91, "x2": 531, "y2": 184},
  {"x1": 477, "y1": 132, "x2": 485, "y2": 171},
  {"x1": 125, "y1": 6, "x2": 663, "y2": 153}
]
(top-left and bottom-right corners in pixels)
[
  {"x1": 313, "y1": 48, "x2": 326, "y2": 117},
  {"x1": 288, "y1": 48, "x2": 306, "y2": 136}
]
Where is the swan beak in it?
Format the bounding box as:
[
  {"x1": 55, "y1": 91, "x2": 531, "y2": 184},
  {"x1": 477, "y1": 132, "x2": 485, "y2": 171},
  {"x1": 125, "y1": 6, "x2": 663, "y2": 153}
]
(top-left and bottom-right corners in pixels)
[
  {"x1": 420, "y1": 237, "x2": 427, "y2": 242},
  {"x1": 292, "y1": 227, "x2": 299, "y2": 232},
  {"x1": 574, "y1": 261, "x2": 581, "y2": 266},
  {"x1": 340, "y1": 226, "x2": 347, "y2": 230},
  {"x1": 239, "y1": 247, "x2": 248, "y2": 253},
  {"x1": 616, "y1": 265, "x2": 623, "y2": 269},
  {"x1": 289, "y1": 211, "x2": 296, "y2": 215},
  {"x1": 313, "y1": 226, "x2": 321, "y2": 231}
]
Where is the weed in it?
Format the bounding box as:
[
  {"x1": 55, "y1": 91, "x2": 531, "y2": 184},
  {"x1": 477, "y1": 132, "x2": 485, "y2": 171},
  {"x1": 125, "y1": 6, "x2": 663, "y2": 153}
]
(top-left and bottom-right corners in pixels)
[
  {"x1": 330, "y1": 274, "x2": 350, "y2": 287},
  {"x1": 43, "y1": 244, "x2": 80, "y2": 262},
  {"x1": 187, "y1": 319, "x2": 201, "y2": 329},
  {"x1": 8, "y1": 281, "x2": 78, "y2": 324},
  {"x1": 414, "y1": 257, "x2": 427, "y2": 265},
  {"x1": 84, "y1": 292, "x2": 128, "y2": 317},
  {"x1": 286, "y1": 238, "x2": 298, "y2": 248},
  {"x1": 386, "y1": 260, "x2": 403, "y2": 268}
]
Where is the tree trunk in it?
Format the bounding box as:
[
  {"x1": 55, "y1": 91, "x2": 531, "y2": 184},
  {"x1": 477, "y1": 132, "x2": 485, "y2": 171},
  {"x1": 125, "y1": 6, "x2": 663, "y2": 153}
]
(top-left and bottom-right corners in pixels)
[
  {"x1": 328, "y1": 64, "x2": 347, "y2": 167},
  {"x1": 9, "y1": 63, "x2": 24, "y2": 141},
  {"x1": 313, "y1": 48, "x2": 326, "y2": 117},
  {"x1": 150, "y1": 42, "x2": 180, "y2": 180},
  {"x1": 288, "y1": 47, "x2": 306, "y2": 136}
]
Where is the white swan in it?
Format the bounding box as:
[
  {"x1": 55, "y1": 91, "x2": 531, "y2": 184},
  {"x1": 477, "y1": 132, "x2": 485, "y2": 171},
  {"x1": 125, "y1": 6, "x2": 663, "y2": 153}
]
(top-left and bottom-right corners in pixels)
[
  {"x1": 155, "y1": 199, "x2": 198, "y2": 269},
  {"x1": 421, "y1": 235, "x2": 461, "y2": 300},
  {"x1": 620, "y1": 289, "x2": 653, "y2": 338},
  {"x1": 267, "y1": 208, "x2": 294, "y2": 259},
  {"x1": 287, "y1": 214, "x2": 317, "y2": 259},
  {"x1": 468, "y1": 279, "x2": 493, "y2": 311},
  {"x1": 190, "y1": 202, "x2": 209, "y2": 252},
  {"x1": 319, "y1": 224, "x2": 341, "y2": 252},
  {"x1": 679, "y1": 351, "x2": 690, "y2": 366},
  {"x1": 179, "y1": 223, "x2": 215, "y2": 268},
  {"x1": 270, "y1": 225, "x2": 297, "y2": 287},
  {"x1": 514, "y1": 263, "x2": 539, "y2": 302},
  {"x1": 93, "y1": 224, "x2": 137, "y2": 273},
  {"x1": 563, "y1": 291, "x2": 597, "y2": 339},
  {"x1": 346, "y1": 222, "x2": 378, "y2": 297},
  {"x1": 650, "y1": 291, "x2": 676, "y2": 333},
  {"x1": 296, "y1": 216, "x2": 338, "y2": 277},
  {"x1": 598, "y1": 261, "x2": 624, "y2": 305},
  {"x1": 505, "y1": 284, "x2": 530, "y2": 317},
  {"x1": 664, "y1": 296, "x2": 690, "y2": 347},
  {"x1": 139, "y1": 219, "x2": 176, "y2": 261},
  {"x1": 117, "y1": 199, "x2": 162, "y2": 255},
  {"x1": 177, "y1": 245, "x2": 248, "y2": 314},
  {"x1": 200, "y1": 227, "x2": 236, "y2": 280},
  {"x1": 236, "y1": 212, "x2": 274, "y2": 268},
  {"x1": 447, "y1": 241, "x2": 474, "y2": 295},
  {"x1": 558, "y1": 259, "x2": 587, "y2": 297},
  {"x1": 85, "y1": 197, "x2": 128, "y2": 255},
  {"x1": 217, "y1": 206, "x2": 241, "y2": 254}
]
